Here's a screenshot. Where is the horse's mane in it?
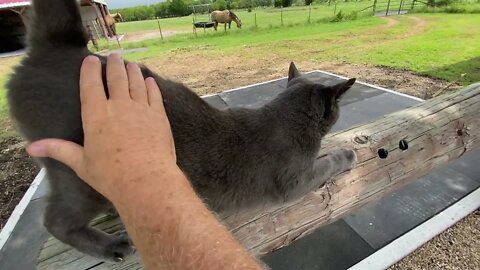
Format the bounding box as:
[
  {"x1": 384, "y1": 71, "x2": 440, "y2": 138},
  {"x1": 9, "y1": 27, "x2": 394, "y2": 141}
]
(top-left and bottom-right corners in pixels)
[{"x1": 228, "y1": 10, "x2": 238, "y2": 18}]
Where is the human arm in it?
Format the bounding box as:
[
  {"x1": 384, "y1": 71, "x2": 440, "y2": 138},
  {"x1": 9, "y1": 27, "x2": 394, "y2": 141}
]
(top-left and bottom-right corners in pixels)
[{"x1": 26, "y1": 54, "x2": 262, "y2": 270}]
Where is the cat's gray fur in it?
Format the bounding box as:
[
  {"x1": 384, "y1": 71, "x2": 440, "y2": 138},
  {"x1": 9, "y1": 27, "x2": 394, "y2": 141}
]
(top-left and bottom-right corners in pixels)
[{"x1": 7, "y1": 0, "x2": 357, "y2": 262}]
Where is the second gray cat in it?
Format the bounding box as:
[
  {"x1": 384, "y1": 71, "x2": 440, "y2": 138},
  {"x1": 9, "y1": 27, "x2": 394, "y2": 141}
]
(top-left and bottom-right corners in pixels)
[{"x1": 7, "y1": 0, "x2": 357, "y2": 262}]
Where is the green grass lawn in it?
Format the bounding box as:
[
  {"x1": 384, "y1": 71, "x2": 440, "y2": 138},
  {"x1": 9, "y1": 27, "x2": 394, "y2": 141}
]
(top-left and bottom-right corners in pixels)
[
  {"x1": 116, "y1": 3, "x2": 374, "y2": 33},
  {"x1": 350, "y1": 14, "x2": 480, "y2": 84},
  {"x1": 117, "y1": 13, "x2": 479, "y2": 85},
  {"x1": 118, "y1": 16, "x2": 382, "y2": 59}
]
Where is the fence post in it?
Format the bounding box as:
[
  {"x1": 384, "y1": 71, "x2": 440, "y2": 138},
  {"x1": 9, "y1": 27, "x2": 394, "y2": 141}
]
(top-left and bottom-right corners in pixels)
[
  {"x1": 308, "y1": 4, "x2": 312, "y2": 23},
  {"x1": 385, "y1": 0, "x2": 392, "y2": 16},
  {"x1": 334, "y1": 2, "x2": 337, "y2": 15},
  {"x1": 192, "y1": 17, "x2": 197, "y2": 38},
  {"x1": 115, "y1": 33, "x2": 122, "y2": 49},
  {"x1": 156, "y1": 17, "x2": 164, "y2": 41},
  {"x1": 255, "y1": 13, "x2": 257, "y2": 28},
  {"x1": 373, "y1": 0, "x2": 377, "y2": 15},
  {"x1": 281, "y1": 6, "x2": 284, "y2": 26},
  {"x1": 86, "y1": 25, "x2": 99, "y2": 51}
]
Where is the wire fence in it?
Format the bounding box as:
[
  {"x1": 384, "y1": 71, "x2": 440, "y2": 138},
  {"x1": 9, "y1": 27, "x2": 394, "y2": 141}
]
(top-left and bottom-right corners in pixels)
[
  {"x1": 372, "y1": 0, "x2": 428, "y2": 16},
  {"x1": 96, "y1": 1, "x2": 431, "y2": 49}
]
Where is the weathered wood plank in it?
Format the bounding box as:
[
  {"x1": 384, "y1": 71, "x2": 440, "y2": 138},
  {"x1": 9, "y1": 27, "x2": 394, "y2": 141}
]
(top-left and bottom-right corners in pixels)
[
  {"x1": 226, "y1": 83, "x2": 480, "y2": 255},
  {"x1": 37, "y1": 83, "x2": 480, "y2": 269}
]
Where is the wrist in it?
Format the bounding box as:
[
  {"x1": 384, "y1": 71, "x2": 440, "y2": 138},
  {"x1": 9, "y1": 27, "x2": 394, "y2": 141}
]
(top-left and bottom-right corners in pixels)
[{"x1": 109, "y1": 164, "x2": 187, "y2": 208}]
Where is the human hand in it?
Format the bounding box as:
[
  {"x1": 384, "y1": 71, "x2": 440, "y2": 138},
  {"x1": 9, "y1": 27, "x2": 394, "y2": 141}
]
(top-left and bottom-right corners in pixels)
[
  {"x1": 27, "y1": 54, "x2": 177, "y2": 204},
  {"x1": 27, "y1": 54, "x2": 263, "y2": 270}
]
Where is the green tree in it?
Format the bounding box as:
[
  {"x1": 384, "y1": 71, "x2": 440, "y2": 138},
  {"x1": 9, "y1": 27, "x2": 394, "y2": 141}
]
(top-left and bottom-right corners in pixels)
[
  {"x1": 238, "y1": 0, "x2": 254, "y2": 8},
  {"x1": 212, "y1": 0, "x2": 228, "y2": 10},
  {"x1": 169, "y1": 0, "x2": 190, "y2": 16},
  {"x1": 133, "y1": 6, "x2": 154, "y2": 20},
  {"x1": 256, "y1": 0, "x2": 273, "y2": 6},
  {"x1": 282, "y1": 0, "x2": 293, "y2": 6},
  {"x1": 154, "y1": 2, "x2": 171, "y2": 18},
  {"x1": 305, "y1": 0, "x2": 313, "y2": 5}
]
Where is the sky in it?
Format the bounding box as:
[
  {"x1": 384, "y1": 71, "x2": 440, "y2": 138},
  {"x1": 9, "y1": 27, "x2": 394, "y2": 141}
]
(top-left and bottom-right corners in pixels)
[{"x1": 108, "y1": 0, "x2": 163, "y2": 9}]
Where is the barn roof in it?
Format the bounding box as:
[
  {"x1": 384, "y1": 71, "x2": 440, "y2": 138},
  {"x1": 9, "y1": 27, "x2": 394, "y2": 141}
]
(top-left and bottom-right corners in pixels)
[
  {"x1": 0, "y1": 0, "x2": 107, "y2": 10},
  {"x1": 0, "y1": 0, "x2": 30, "y2": 9}
]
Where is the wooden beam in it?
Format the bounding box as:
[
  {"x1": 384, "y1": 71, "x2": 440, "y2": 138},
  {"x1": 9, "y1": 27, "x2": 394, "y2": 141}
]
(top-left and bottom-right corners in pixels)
[
  {"x1": 224, "y1": 83, "x2": 480, "y2": 256},
  {"x1": 90, "y1": 2, "x2": 109, "y2": 38},
  {"x1": 37, "y1": 83, "x2": 480, "y2": 268}
]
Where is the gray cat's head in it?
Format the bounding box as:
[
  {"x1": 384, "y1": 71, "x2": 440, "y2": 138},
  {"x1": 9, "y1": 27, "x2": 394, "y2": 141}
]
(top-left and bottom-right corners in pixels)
[{"x1": 270, "y1": 62, "x2": 356, "y2": 135}]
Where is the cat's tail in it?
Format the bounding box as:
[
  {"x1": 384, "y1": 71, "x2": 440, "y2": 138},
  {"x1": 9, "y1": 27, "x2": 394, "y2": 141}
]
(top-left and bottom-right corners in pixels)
[{"x1": 28, "y1": 0, "x2": 88, "y2": 48}]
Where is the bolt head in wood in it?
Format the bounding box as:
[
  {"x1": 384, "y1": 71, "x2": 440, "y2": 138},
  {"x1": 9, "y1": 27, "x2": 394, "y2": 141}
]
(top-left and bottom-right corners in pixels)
[
  {"x1": 378, "y1": 148, "x2": 388, "y2": 159},
  {"x1": 354, "y1": 135, "x2": 369, "y2": 144},
  {"x1": 399, "y1": 140, "x2": 409, "y2": 150}
]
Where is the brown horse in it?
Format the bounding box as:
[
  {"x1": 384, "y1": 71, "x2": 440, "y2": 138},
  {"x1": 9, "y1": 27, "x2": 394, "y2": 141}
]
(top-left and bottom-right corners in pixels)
[
  {"x1": 104, "y1": 13, "x2": 123, "y2": 35},
  {"x1": 111, "y1": 13, "x2": 124, "y2": 22},
  {"x1": 210, "y1": 10, "x2": 242, "y2": 31}
]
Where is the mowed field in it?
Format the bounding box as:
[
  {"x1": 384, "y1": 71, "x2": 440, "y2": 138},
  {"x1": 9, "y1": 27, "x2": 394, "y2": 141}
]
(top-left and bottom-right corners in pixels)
[
  {"x1": 116, "y1": 3, "x2": 373, "y2": 33},
  {"x1": 113, "y1": 11, "x2": 479, "y2": 85}
]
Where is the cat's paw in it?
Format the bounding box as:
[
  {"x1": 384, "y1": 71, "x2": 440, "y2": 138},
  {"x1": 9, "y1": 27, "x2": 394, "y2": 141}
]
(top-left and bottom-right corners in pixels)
[
  {"x1": 104, "y1": 231, "x2": 135, "y2": 262},
  {"x1": 331, "y1": 148, "x2": 357, "y2": 171}
]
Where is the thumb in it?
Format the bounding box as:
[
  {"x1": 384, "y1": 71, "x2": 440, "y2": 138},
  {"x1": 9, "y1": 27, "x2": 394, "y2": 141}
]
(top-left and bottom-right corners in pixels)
[{"x1": 27, "y1": 139, "x2": 84, "y2": 174}]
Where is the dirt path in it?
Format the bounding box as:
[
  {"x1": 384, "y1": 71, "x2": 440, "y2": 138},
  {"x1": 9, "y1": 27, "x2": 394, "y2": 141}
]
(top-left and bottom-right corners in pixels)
[
  {"x1": 0, "y1": 138, "x2": 38, "y2": 231},
  {"x1": 382, "y1": 16, "x2": 401, "y2": 28},
  {"x1": 120, "y1": 29, "x2": 185, "y2": 43},
  {"x1": 405, "y1": 15, "x2": 428, "y2": 36},
  {"x1": 142, "y1": 50, "x2": 457, "y2": 98}
]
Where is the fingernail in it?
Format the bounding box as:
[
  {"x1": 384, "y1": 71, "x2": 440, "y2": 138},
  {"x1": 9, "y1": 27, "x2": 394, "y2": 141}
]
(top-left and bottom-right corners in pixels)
[
  {"x1": 26, "y1": 142, "x2": 48, "y2": 157},
  {"x1": 84, "y1": 55, "x2": 99, "y2": 63},
  {"x1": 110, "y1": 53, "x2": 121, "y2": 59},
  {"x1": 127, "y1": 63, "x2": 138, "y2": 70}
]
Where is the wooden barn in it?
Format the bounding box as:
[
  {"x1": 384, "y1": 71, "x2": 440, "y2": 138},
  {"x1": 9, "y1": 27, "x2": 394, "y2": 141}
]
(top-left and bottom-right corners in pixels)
[{"x1": 0, "y1": 0, "x2": 116, "y2": 53}]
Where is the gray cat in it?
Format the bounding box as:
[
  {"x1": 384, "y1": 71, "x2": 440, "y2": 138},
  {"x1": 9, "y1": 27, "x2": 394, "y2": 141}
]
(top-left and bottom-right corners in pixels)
[{"x1": 7, "y1": 0, "x2": 357, "y2": 262}]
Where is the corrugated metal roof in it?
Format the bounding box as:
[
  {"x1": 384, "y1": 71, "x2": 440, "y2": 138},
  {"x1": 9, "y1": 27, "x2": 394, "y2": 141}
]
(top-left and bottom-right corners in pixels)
[
  {"x1": 0, "y1": 0, "x2": 107, "y2": 10},
  {"x1": 0, "y1": 0, "x2": 30, "y2": 9}
]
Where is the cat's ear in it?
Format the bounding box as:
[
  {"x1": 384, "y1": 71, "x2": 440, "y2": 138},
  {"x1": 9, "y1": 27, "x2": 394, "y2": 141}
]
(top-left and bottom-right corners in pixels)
[
  {"x1": 288, "y1": 62, "x2": 301, "y2": 82},
  {"x1": 333, "y1": 78, "x2": 356, "y2": 97}
]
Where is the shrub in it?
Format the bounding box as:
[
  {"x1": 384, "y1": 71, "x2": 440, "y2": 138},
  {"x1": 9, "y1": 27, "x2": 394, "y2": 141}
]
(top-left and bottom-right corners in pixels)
[
  {"x1": 331, "y1": 10, "x2": 344, "y2": 22},
  {"x1": 345, "y1": 10, "x2": 358, "y2": 20},
  {"x1": 274, "y1": 0, "x2": 293, "y2": 7},
  {"x1": 446, "y1": 6, "x2": 467, "y2": 12}
]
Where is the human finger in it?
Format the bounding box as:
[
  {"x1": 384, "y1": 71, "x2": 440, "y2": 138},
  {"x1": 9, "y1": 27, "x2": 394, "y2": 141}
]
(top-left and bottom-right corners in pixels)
[
  {"x1": 106, "y1": 53, "x2": 130, "y2": 100},
  {"x1": 145, "y1": 77, "x2": 164, "y2": 111},
  {"x1": 80, "y1": 55, "x2": 107, "y2": 120},
  {"x1": 127, "y1": 63, "x2": 148, "y2": 104},
  {"x1": 27, "y1": 139, "x2": 85, "y2": 177}
]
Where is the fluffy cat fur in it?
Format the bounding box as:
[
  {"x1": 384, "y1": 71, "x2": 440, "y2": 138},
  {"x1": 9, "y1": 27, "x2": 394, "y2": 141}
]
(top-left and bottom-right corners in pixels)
[{"x1": 7, "y1": 0, "x2": 357, "y2": 261}]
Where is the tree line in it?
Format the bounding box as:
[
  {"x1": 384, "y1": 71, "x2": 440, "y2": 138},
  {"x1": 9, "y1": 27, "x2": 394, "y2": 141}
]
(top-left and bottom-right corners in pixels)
[{"x1": 111, "y1": 0, "x2": 324, "y2": 22}]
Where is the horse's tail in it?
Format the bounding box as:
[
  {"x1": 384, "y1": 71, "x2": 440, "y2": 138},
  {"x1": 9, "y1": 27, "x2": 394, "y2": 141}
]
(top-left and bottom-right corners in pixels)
[{"x1": 28, "y1": 0, "x2": 88, "y2": 48}]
